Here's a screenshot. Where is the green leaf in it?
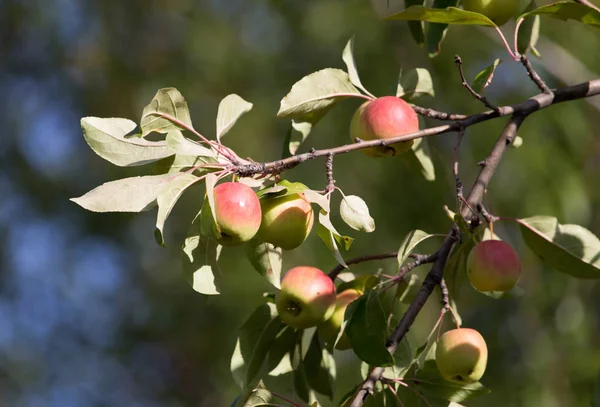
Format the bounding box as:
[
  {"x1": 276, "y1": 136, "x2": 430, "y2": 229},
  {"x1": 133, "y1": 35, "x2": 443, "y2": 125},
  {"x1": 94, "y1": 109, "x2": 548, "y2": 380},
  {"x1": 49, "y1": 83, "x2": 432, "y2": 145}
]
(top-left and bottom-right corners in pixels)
[
  {"x1": 340, "y1": 195, "x2": 376, "y2": 233},
  {"x1": 519, "y1": 216, "x2": 600, "y2": 278},
  {"x1": 230, "y1": 303, "x2": 284, "y2": 388},
  {"x1": 140, "y1": 87, "x2": 193, "y2": 137},
  {"x1": 405, "y1": 0, "x2": 426, "y2": 46},
  {"x1": 318, "y1": 211, "x2": 354, "y2": 267},
  {"x1": 71, "y1": 174, "x2": 171, "y2": 212},
  {"x1": 153, "y1": 154, "x2": 217, "y2": 175},
  {"x1": 342, "y1": 37, "x2": 375, "y2": 98},
  {"x1": 517, "y1": 0, "x2": 541, "y2": 56},
  {"x1": 385, "y1": 6, "x2": 497, "y2": 26},
  {"x1": 411, "y1": 366, "x2": 491, "y2": 402},
  {"x1": 302, "y1": 189, "x2": 331, "y2": 213},
  {"x1": 346, "y1": 292, "x2": 394, "y2": 367},
  {"x1": 471, "y1": 59, "x2": 502, "y2": 94},
  {"x1": 81, "y1": 117, "x2": 173, "y2": 167},
  {"x1": 244, "y1": 238, "x2": 283, "y2": 289},
  {"x1": 234, "y1": 381, "x2": 274, "y2": 407},
  {"x1": 397, "y1": 68, "x2": 435, "y2": 100},
  {"x1": 266, "y1": 327, "x2": 297, "y2": 376},
  {"x1": 205, "y1": 173, "x2": 221, "y2": 238},
  {"x1": 166, "y1": 130, "x2": 216, "y2": 158},
  {"x1": 397, "y1": 230, "x2": 436, "y2": 267},
  {"x1": 404, "y1": 137, "x2": 436, "y2": 181},
  {"x1": 395, "y1": 272, "x2": 422, "y2": 304},
  {"x1": 304, "y1": 331, "x2": 336, "y2": 399},
  {"x1": 454, "y1": 213, "x2": 475, "y2": 243},
  {"x1": 426, "y1": 0, "x2": 460, "y2": 57},
  {"x1": 337, "y1": 275, "x2": 380, "y2": 294},
  {"x1": 257, "y1": 179, "x2": 310, "y2": 200},
  {"x1": 155, "y1": 173, "x2": 201, "y2": 246},
  {"x1": 519, "y1": 1, "x2": 600, "y2": 27},
  {"x1": 217, "y1": 94, "x2": 253, "y2": 142},
  {"x1": 182, "y1": 210, "x2": 222, "y2": 295},
  {"x1": 288, "y1": 119, "x2": 316, "y2": 155}
]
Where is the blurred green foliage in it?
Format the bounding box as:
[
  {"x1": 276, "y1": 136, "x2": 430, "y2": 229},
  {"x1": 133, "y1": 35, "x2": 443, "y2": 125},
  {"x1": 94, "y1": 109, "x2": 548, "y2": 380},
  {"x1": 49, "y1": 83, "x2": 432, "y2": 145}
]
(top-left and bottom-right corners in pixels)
[{"x1": 1, "y1": 0, "x2": 600, "y2": 406}]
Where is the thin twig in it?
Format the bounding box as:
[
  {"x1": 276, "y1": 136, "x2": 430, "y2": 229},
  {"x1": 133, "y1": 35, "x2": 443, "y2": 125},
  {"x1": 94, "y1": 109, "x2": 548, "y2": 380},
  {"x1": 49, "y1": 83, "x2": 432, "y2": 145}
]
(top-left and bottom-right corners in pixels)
[
  {"x1": 453, "y1": 128, "x2": 465, "y2": 204},
  {"x1": 520, "y1": 55, "x2": 553, "y2": 94},
  {"x1": 455, "y1": 55, "x2": 500, "y2": 112},
  {"x1": 412, "y1": 105, "x2": 467, "y2": 121}
]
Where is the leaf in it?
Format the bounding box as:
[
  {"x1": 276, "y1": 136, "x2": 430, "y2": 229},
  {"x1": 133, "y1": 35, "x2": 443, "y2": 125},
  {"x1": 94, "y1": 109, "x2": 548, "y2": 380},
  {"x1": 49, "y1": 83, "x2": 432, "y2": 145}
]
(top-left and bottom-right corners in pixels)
[
  {"x1": 454, "y1": 213, "x2": 475, "y2": 243},
  {"x1": 182, "y1": 210, "x2": 222, "y2": 295},
  {"x1": 337, "y1": 275, "x2": 380, "y2": 295},
  {"x1": 318, "y1": 211, "x2": 354, "y2": 267},
  {"x1": 385, "y1": 6, "x2": 497, "y2": 26},
  {"x1": 519, "y1": 1, "x2": 600, "y2": 28},
  {"x1": 342, "y1": 37, "x2": 375, "y2": 98},
  {"x1": 302, "y1": 189, "x2": 331, "y2": 213},
  {"x1": 340, "y1": 195, "x2": 376, "y2": 233},
  {"x1": 278, "y1": 69, "x2": 364, "y2": 144},
  {"x1": 304, "y1": 331, "x2": 336, "y2": 399},
  {"x1": 405, "y1": 0, "x2": 426, "y2": 46},
  {"x1": 81, "y1": 117, "x2": 173, "y2": 167},
  {"x1": 166, "y1": 130, "x2": 216, "y2": 157},
  {"x1": 217, "y1": 94, "x2": 253, "y2": 142},
  {"x1": 517, "y1": 0, "x2": 541, "y2": 56},
  {"x1": 257, "y1": 179, "x2": 310, "y2": 200},
  {"x1": 397, "y1": 230, "x2": 436, "y2": 267},
  {"x1": 244, "y1": 238, "x2": 283, "y2": 288},
  {"x1": 471, "y1": 59, "x2": 502, "y2": 94},
  {"x1": 396, "y1": 67, "x2": 435, "y2": 100},
  {"x1": 519, "y1": 216, "x2": 600, "y2": 278},
  {"x1": 404, "y1": 137, "x2": 436, "y2": 181},
  {"x1": 411, "y1": 366, "x2": 491, "y2": 402},
  {"x1": 230, "y1": 303, "x2": 284, "y2": 388},
  {"x1": 153, "y1": 154, "x2": 216, "y2": 175},
  {"x1": 155, "y1": 173, "x2": 201, "y2": 246},
  {"x1": 71, "y1": 174, "x2": 171, "y2": 212},
  {"x1": 266, "y1": 327, "x2": 297, "y2": 376},
  {"x1": 234, "y1": 381, "x2": 274, "y2": 407},
  {"x1": 346, "y1": 292, "x2": 394, "y2": 366},
  {"x1": 426, "y1": 0, "x2": 460, "y2": 57},
  {"x1": 140, "y1": 87, "x2": 193, "y2": 136},
  {"x1": 287, "y1": 120, "x2": 314, "y2": 156},
  {"x1": 205, "y1": 173, "x2": 220, "y2": 237}
]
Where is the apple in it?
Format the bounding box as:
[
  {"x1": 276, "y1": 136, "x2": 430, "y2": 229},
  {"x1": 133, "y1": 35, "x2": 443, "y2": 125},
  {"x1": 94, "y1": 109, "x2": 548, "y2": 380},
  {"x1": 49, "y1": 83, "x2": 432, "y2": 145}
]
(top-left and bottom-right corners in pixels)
[
  {"x1": 436, "y1": 328, "x2": 488, "y2": 383},
  {"x1": 276, "y1": 266, "x2": 337, "y2": 329},
  {"x1": 318, "y1": 288, "x2": 362, "y2": 350},
  {"x1": 467, "y1": 239, "x2": 521, "y2": 292},
  {"x1": 208, "y1": 182, "x2": 262, "y2": 246},
  {"x1": 257, "y1": 193, "x2": 314, "y2": 250},
  {"x1": 461, "y1": 0, "x2": 518, "y2": 26},
  {"x1": 349, "y1": 96, "x2": 419, "y2": 157}
]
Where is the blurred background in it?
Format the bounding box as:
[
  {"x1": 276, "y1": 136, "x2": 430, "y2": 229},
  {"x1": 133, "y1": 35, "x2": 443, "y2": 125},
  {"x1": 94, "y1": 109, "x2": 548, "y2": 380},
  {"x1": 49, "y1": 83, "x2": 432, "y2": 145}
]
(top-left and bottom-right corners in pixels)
[{"x1": 1, "y1": 0, "x2": 600, "y2": 406}]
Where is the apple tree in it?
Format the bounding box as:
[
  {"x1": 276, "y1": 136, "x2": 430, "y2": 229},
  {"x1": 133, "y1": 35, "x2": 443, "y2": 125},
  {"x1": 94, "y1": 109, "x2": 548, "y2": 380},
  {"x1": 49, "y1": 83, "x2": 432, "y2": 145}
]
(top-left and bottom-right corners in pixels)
[{"x1": 71, "y1": 2, "x2": 600, "y2": 406}]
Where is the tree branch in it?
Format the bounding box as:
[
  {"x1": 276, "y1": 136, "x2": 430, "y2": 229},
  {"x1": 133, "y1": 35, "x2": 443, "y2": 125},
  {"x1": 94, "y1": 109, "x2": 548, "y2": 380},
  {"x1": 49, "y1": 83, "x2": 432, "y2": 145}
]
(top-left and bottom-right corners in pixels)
[
  {"x1": 454, "y1": 55, "x2": 499, "y2": 112},
  {"x1": 412, "y1": 105, "x2": 467, "y2": 121},
  {"x1": 520, "y1": 55, "x2": 552, "y2": 94}
]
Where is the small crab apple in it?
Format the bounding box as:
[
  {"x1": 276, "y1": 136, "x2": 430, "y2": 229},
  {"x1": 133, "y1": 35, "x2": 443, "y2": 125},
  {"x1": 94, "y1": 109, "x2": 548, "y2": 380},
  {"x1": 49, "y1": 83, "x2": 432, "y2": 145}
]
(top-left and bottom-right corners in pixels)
[
  {"x1": 276, "y1": 266, "x2": 337, "y2": 329},
  {"x1": 257, "y1": 193, "x2": 314, "y2": 250},
  {"x1": 461, "y1": 0, "x2": 518, "y2": 26},
  {"x1": 436, "y1": 328, "x2": 488, "y2": 383},
  {"x1": 207, "y1": 182, "x2": 262, "y2": 246},
  {"x1": 318, "y1": 288, "x2": 362, "y2": 350},
  {"x1": 467, "y1": 239, "x2": 521, "y2": 292},
  {"x1": 349, "y1": 96, "x2": 419, "y2": 157}
]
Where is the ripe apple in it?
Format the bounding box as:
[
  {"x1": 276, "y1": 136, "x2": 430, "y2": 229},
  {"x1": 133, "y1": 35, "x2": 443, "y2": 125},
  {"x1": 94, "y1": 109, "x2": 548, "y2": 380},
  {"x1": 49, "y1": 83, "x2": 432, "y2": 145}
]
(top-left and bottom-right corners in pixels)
[
  {"x1": 436, "y1": 328, "x2": 488, "y2": 383},
  {"x1": 208, "y1": 182, "x2": 262, "y2": 246},
  {"x1": 318, "y1": 288, "x2": 362, "y2": 350},
  {"x1": 461, "y1": 0, "x2": 518, "y2": 26},
  {"x1": 276, "y1": 266, "x2": 337, "y2": 329},
  {"x1": 257, "y1": 193, "x2": 314, "y2": 250},
  {"x1": 467, "y1": 239, "x2": 521, "y2": 292},
  {"x1": 349, "y1": 96, "x2": 419, "y2": 157}
]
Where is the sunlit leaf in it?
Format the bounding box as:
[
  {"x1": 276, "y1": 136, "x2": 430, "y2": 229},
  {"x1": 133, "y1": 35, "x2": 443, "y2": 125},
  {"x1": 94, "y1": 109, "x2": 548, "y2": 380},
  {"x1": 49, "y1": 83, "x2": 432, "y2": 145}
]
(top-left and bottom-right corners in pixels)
[
  {"x1": 166, "y1": 129, "x2": 216, "y2": 157},
  {"x1": 519, "y1": 1, "x2": 600, "y2": 28},
  {"x1": 140, "y1": 87, "x2": 193, "y2": 136},
  {"x1": 471, "y1": 59, "x2": 502, "y2": 93},
  {"x1": 217, "y1": 94, "x2": 253, "y2": 142},
  {"x1": 318, "y1": 211, "x2": 354, "y2": 267},
  {"x1": 233, "y1": 381, "x2": 274, "y2": 407},
  {"x1": 342, "y1": 37, "x2": 375, "y2": 98},
  {"x1": 244, "y1": 238, "x2": 283, "y2": 289},
  {"x1": 397, "y1": 229, "x2": 436, "y2": 267},
  {"x1": 340, "y1": 195, "x2": 376, "y2": 233},
  {"x1": 385, "y1": 6, "x2": 497, "y2": 26},
  {"x1": 397, "y1": 67, "x2": 435, "y2": 99},
  {"x1": 404, "y1": 137, "x2": 436, "y2": 181},
  {"x1": 517, "y1": 0, "x2": 541, "y2": 56}
]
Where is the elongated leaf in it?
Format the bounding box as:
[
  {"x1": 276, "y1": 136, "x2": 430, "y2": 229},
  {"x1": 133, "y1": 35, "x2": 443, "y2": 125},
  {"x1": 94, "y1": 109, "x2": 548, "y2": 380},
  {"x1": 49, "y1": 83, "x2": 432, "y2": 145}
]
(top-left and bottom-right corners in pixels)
[
  {"x1": 182, "y1": 210, "x2": 222, "y2": 295},
  {"x1": 155, "y1": 173, "x2": 201, "y2": 246},
  {"x1": 166, "y1": 130, "x2": 216, "y2": 157},
  {"x1": 404, "y1": 137, "x2": 436, "y2": 181},
  {"x1": 346, "y1": 292, "x2": 394, "y2": 366},
  {"x1": 397, "y1": 229, "x2": 435, "y2": 267},
  {"x1": 302, "y1": 189, "x2": 330, "y2": 212},
  {"x1": 234, "y1": 381, "x2": 274, "y2": 407},
  {"x1": 318, "y1": 211, "x2": 354, "y2": 267},
  {"x1": 257, "y1": 179, "x2": 309, "y2": 199},
  {"x1": 217, "y1": 94, "x2": 253, "y2": 142},
  {"x1": 205, "y1": 173, "x2": 220, "y2": 237},
  {"x1": 340, "y1": 195, "x2": 376, "y2": 233},
  {"x1": 471, "y1": 59, "x2": 502, "y2": 93},
  {"x1": 266, "y1": 327, "x2": 297, "y2": 376},
  {"x1": 385, "y1": 6, "x2": 496, "y2": 26},
  {"x1": 406, "y1": 0, "x2": 426, "y2": 45},
  {"x1": 426, "y1": 0, "x2": 460, "y2": 57},
  {"x1": 244, "y1": 238, "x2": 283, "y2": 288},
  {"x1": 411, "y1": 366, "x2": 491, "y2": 402},
  {"x1": 519, "y1": 1, "x2": 600, "y2": 27},
  {"x1": 337, "y1": 275, "x2": 379, "y2": 295},
  {"x1": 397, "y1": 67, "x2": 435, "y2": 99},
  {"x1": 81, "y1": 117, "x2": 173, "y2": 167},
  {"x1": 71, "y1": 174, "x2": 170, "y2": 212},
  {"x1": 519, "y1": 216, "x2": 600, "y2": 278},
  {"x1": 517, "y1": 0, "x2": 541, "y2": 56},
  {"x1": 153, "y1": 154, "x2": 216, "y2": 175},
  {"x1": 278, "y1": 68, "x2": 364, "y2": 118},
  {"x1": 230, "y1": 303, "x2": 284, "y2": 388},
  {"x1": 141, "y1": 87, "x2": 193, "y2": 136},
  {"x1": 305, "y1": 331, "x2": 336, "y2": 399},
  {"x1": 342, "y1": 37, "x2": 375, "y2": 98}
]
